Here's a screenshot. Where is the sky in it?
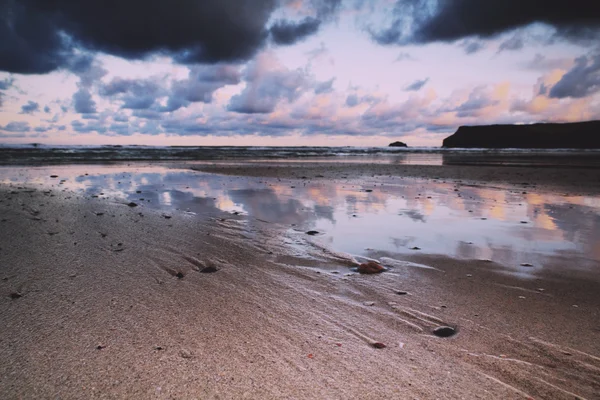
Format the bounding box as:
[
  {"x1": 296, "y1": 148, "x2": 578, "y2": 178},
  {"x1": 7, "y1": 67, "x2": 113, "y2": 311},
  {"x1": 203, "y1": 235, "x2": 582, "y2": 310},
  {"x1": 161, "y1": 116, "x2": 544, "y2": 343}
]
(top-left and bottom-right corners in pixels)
[{"x1": 0, "y1": 0, "x2": 599, "y2": 147}]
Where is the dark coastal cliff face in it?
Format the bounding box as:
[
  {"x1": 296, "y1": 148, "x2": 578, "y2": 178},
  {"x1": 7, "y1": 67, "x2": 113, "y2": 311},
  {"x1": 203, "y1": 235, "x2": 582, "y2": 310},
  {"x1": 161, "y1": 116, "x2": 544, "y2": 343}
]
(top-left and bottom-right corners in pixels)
[{"x1": 443, "y1": 121, "x2": 600, "y2": 149}]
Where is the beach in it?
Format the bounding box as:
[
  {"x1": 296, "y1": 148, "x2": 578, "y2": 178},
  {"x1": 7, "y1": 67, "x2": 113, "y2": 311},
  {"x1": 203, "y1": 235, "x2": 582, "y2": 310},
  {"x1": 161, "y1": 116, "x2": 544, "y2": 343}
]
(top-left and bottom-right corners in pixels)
[{"x1": 1, "y1": 156, "x2": 599, "y2": 399}]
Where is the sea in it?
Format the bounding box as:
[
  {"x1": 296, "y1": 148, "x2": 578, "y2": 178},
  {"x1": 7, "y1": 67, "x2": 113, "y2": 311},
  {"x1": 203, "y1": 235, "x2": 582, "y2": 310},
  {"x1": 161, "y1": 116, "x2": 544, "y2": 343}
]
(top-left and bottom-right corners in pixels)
[{"x1": 1, "y1": 144, "x2": 599, "y2": 167}]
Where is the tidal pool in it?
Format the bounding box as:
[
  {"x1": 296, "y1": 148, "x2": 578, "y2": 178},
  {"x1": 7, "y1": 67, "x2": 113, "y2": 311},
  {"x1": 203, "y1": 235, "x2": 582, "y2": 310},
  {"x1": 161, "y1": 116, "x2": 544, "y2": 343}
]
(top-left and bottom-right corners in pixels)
[{"x1": 2, "y1": 163, "x2": 599, "y2": 277}]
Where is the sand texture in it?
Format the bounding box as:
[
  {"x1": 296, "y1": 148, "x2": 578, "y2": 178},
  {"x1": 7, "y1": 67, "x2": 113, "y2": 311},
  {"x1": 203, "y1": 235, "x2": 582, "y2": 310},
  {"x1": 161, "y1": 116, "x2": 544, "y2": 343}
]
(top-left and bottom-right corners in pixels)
[{"x1": 1, "y1": 164, "x2": 599, "y2": 399}]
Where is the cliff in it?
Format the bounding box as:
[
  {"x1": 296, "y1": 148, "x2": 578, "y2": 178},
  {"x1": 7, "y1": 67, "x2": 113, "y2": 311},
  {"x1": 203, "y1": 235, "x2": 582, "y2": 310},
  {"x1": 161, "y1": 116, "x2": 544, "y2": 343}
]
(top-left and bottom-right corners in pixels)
[{"x1": 442, "y1": 121, "x2": 600, "y2": 149}]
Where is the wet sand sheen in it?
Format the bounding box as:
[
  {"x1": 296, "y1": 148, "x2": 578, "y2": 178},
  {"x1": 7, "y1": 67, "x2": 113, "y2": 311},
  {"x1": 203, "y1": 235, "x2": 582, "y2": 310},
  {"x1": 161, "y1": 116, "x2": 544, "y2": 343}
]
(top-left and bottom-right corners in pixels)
[{"x1": 0, "y1": 162, "x2": 599, "y2": 399}]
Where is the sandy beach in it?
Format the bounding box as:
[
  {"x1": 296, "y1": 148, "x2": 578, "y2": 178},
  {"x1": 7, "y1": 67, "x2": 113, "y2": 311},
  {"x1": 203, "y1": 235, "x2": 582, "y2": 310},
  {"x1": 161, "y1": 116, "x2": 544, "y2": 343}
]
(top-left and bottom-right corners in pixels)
[{"x1": 1, "y1": 161, "x2": 599, "y2": 399}]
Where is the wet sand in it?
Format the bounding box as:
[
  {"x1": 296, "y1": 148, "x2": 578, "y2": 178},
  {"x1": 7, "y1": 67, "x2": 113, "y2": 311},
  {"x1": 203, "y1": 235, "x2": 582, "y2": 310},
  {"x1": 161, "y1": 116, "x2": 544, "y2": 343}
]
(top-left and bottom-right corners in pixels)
[{"x1": 1, "y1": 162, "x2": 599, "y2": 399}]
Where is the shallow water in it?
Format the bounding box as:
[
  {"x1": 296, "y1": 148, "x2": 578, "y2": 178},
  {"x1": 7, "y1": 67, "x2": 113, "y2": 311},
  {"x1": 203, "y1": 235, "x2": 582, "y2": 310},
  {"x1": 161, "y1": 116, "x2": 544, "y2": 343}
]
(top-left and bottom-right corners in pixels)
[{"x1": 1, "y1": 163, "x2": 599, "y2": 276}]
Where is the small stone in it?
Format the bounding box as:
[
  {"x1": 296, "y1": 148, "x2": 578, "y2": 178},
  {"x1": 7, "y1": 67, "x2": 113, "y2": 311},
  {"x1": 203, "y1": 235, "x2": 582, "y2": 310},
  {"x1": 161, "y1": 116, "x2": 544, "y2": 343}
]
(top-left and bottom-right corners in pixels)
[
  {"x1": 127, "y1": 202, "x2": 138, "y2": 207},
  {"x1": 363, "y1": 301, "x2": 375, "y2": 306},
  {"x1": 50, "y1": 175, "x2": 58, "y2": 178},
  {"x1": 154, "y1": 346, "x2": 164, "y2": 351},
  {"x1": 466, "y1": 274, "x2": 473, "y2": 277},
  {"x1": 520, "y1": 263, "x2": 533, "y2": 267},
  {"x1": 410, "y1": 246, "x2": 421, "y2": 250},
  {"x1": 365, "y1": 189, "x2": 373, "y2": 193},
  {"x1": 520, "y1": 221, "x2": 528, "y2": 224},
  {"x1": 395, "y1": 291, "x2": 408, "y2": 295},
  {"x1": 10, "y1": 292, "x2": 22, "y2": 299},
  {"x1": 433, "y1": 326, "x2": 457, "y2": 338},
  {"x1": 180, "y1": 349, "x2": 193, "y2": 359},
  {"x1": 200, "y1": 266, "x2": 218, "y2": 273},
  {"x1": 96, "y1": 345, "x2": 106, "y2": 350},
  {"x1": 175, "y1": 272, "x2": 184, "y2": 279},
  {"x1": 357, "y1": 261, "x2": 385, "y2": 274},
  {"x1": 372, "y1": 342, "x2": 386, "y2": 349},
  {"x1": 306, "y1": 230, "x2": 320, "y2": 235}
]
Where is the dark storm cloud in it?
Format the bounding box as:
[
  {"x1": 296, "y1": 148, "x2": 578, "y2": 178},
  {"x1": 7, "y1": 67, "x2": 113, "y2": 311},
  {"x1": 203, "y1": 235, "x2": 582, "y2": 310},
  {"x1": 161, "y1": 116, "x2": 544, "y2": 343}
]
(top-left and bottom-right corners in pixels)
[
  {"x1": 20, "y1": 100, "x2": 40, "y2": 114},
  {"x1": 270, "y1": 17, "x2": 321, "y2": 45},
  {"x1": 0, "y1": 0, "x2": 277, "y2": 74},
  {"x1": 370, "y1": 0, "x2": 600, "y2": 46},
  {"x1": 549, "y1": 54, "x2": 600, "y2": 98},
  {"x1": 405, "y1": 78, "x2": 429, "y2": 91},
  {"x1": 1, "y1": 0, "x2": 342, "y2": 75}
]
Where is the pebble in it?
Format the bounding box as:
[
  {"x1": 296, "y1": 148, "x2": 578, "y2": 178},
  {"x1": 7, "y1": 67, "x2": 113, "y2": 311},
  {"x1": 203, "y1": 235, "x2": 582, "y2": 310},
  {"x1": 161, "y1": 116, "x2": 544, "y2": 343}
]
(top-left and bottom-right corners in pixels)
[
  {"x1": 520, "y1": 263, "x2": 533, "y2": 267},
  {"x1": 127, "y1": 202, "x2": 138, "y2": 207},
  {"x1": 433, "y1": 326, "x2": 457, "y2": 338},
  {"x1": 395, "y1": 291, "x2": 408, "y2": 295},
  {"x1": 200, "y1": 266, "x2": 219, "y2": 273},
  {"x1": 306, "y1": 230, "x2": 319, "y2": 235},
  {"x1": 372, "y1": 342, "x2": 386, "y2": 349},
  {"x1": 363, "y1": 301, "x2": 375, "y2": 306},
  {"x1": 180, "y1": 349, "x2": 193, "y2": 359},
  {"x1": 357, "y1": 261, "x2": 385, "y2": 274},
  {"x1": 10, "y1": 292, "x2": 22, "y2": 299}
]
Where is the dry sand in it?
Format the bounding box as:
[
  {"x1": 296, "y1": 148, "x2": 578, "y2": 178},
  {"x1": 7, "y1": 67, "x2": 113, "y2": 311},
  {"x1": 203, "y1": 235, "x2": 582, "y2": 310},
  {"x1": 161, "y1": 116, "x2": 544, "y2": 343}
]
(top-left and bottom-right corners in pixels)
[{"x1": 1, "y1": 162, "x2": 599, "y2": 399}]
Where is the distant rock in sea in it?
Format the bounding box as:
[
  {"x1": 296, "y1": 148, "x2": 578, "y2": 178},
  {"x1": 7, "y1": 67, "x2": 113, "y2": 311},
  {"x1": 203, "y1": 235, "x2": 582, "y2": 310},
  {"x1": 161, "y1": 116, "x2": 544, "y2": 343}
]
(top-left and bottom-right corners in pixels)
[
  {"x1": 388, "y1": 141, "x2": 408, "y2": 147},
  {"x1": 442, "y1": 120, "x2": 600, "y2": 149}
]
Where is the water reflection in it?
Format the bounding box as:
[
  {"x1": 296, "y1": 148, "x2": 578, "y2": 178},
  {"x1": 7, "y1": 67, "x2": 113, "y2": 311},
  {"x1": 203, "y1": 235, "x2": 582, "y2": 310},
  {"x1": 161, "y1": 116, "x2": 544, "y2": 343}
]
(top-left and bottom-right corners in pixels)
[{"x1": 1, "y1": 164, "x2": 599, "y2": 273}]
